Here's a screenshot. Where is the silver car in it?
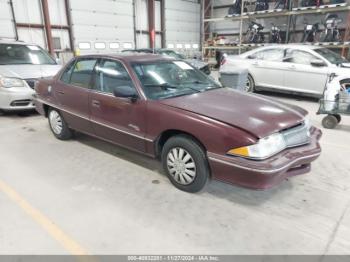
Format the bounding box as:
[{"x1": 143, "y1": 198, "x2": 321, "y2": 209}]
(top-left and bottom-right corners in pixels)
[
  {"x1": 221, "y1": 44, "x2": 350, "y2": 97},
  {"x1": 0, "y1": 41, "x2": 61, "y2": 111}
]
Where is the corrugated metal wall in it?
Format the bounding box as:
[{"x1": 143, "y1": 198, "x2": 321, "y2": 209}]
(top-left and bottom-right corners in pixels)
[
  {"x1": 48, "y1": 0, "x2": 70, "y2": 50},
  {"x1": 13, "y1": 0, "x2": 47, "y2": 47},
  {"x1": 0, "y1": 0, "x2": 70, "y2": 50},
  {"x1": 0, "y1": 0, "x2": 16, "y2": 39},
  {"x1": 0, "y1": 0, "x2": 202, "y2": 55}
]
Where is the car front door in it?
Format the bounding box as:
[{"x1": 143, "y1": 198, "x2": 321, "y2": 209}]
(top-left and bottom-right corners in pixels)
[
  {"x1": 282, "y1": 49, "x2": 328, "y2": 95},
  {"x1": 89, "y1": 59, "x2": 147, "y2": 153},
  {"x1": 247, "y1": 48, "x2": 285, "y2": 89},
  {"x1": 55, "y1": 58, "x2": 97, "y2": 135}
]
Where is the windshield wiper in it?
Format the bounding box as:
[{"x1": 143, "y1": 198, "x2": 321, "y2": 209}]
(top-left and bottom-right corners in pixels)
[
  {"x1": 191, "y1": 80, "x2": 207, "y2": 84},
  {"x1": 144, "y1": 83, "x2": 178, "y2": 90},
  {"x1": 145, "y1": 83, "x2": 201, "y2": 93},
  {"x1": 161, "y1": 90, "x2": 197, "y2": 99},
  {"x1": 186, "y1": 80, "x2": 221, "y2": 91}
]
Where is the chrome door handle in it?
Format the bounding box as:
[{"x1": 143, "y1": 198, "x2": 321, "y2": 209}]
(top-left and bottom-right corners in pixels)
[
  {"x1": 288, "y1": 65, "x2": 296, "y2": 70},
  {"x1": 92, "y1": 100, "x2": 100, "y2": 107},
  {"x1": 58, "y1": 91, "x2": 65, "y2": 95}
]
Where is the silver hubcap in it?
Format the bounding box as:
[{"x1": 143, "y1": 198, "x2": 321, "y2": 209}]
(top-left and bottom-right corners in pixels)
[
  {"x1": 167, "y1": 147, "x2": 196, "y2": 185},
  {"x1": 49, "y1": 110, "x2": 63, "y2": 135}
]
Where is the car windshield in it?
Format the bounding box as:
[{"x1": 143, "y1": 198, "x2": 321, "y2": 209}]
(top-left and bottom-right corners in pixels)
[
  {"x1": 160, "y1": 50, "x2": 186, "y2": 59},
  {"x1": 314, "y1": 48, "x2": 348, "y2": 65},
  {"x1": 0, "y1": 43, "x2": 56, "y2": 65},
  {"x1": 132, "y1": 61, "x2": 221, "y2": 100}
]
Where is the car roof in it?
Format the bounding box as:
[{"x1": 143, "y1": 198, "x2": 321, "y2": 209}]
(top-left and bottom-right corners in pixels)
[
  {"x1": 76, "y1": 53, "x2": 175, "y2": 63},
  {"x1": 122, "y1": 48, "x2": 155, "y2": 53},
  {"x1": 248, "y1": 44, "x2": 322, "y2": 52},
  {"x1": 0, "y1": 39, "x2": 38, "y2": 46}
]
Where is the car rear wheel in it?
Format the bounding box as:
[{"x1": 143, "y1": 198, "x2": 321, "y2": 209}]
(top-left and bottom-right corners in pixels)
[
  {"x1": 161, "y1": 135, "x2": 209, "y2": 193},
  {"x1": 48, "y1": 108, "x2": 73, "y2": 140},
  {"x1": 246, "y1": 74, "x2": 255, "y2": 92}
]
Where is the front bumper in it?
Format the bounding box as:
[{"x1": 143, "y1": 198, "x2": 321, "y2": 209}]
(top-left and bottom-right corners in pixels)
[
  {"x1": 0, "y1": 87, "x2": 36, "y2": 111},
  {"x1": 208, "y1": 127, "x2": 322, "y2": 190}
]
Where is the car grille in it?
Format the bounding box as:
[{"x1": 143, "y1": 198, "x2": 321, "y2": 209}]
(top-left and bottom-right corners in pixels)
[
  {"x1": 10, "y1": 99, "x2": 32, "y2": 107},
  {"x1": 25, "y1": 79, "x2": 37, "y2": 89},
  {"x1": 281, "y1": 122, "x2": 311, "y2": 148}
]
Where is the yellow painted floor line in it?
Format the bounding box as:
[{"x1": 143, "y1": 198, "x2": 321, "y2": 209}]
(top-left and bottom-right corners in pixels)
[{"x1": 0, "y1": 178, "x2": 91, "y2": 257}]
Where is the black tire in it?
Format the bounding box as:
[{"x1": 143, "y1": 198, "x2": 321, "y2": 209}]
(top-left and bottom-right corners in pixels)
[
  {"x1": 322, "y1": 115, "x2": 338, "y2": 129},
  {"x1": 333, "y1": 114, "x2": 341, "y2": 123},
  {"x1": 246, "y1": 74, "x2": 255, "y2": 92},
  {"x1": 48, "y1": 108, "x2": 73, "y2": 140},
  {"x1": 161, "y1": 135, "x2": 209, "y2": 193}
]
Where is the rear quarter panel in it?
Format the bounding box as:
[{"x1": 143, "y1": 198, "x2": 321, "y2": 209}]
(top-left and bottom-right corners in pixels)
[{"x1": 34, "y1": 78, "x2": 57, "y2": 115}]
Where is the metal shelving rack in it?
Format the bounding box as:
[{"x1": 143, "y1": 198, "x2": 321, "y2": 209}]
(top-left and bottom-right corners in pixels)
[{"x1": 202, "y1": 1, "x2": 350, "y2": 57}]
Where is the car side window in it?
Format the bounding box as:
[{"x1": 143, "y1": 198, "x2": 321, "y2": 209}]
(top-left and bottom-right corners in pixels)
[
  {"x1": 93, "y1": 59, "x2": 135, "y2": 94},
  {"x1": 284, "y1": 50, "x2": 317, "y2": 65},
  {"x1": 69, "y1": 58, "x2": 97, "y2": 88},
  {"x1": 258, "y1": 49, "x2": 284, "y2": 61},
  {"x1": 249, "y1": 51, "x2": 262, "y2": 60},
  {"x1": 60, "y1": 60, "x2": 75, "y2": 83},
  {"x1": 249, "y1": 49, "x2": 283, "y2": 61}
]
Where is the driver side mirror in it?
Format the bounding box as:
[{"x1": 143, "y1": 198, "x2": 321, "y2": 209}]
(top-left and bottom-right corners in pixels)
[
  {"x1": 247, "y1": 55, "x2": 256, "y2": 59},
  {"x1": 310, "y1": 59, "x2": 326, "y2": 67},
  {"x1": 113, "y1": 86, "x2": 138, "y2": 102}
]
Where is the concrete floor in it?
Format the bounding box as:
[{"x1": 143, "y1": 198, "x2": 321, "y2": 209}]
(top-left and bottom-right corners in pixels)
[{"x1": 1, "y1": 93, "x2": 350, "y2": 255}]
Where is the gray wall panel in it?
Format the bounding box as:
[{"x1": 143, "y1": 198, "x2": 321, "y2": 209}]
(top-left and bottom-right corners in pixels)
[{"x1": 0, "y1": 0, "x2": 16, "y2": 39}]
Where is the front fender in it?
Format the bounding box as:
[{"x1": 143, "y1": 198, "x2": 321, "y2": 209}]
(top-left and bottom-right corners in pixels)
[{"x1": 146, "y1": 102, "x2": 258, "y2": 157}]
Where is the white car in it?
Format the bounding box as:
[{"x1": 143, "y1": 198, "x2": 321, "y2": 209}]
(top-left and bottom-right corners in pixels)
[
  {"x1": 221, "y1": 44, "x2": 350, "y2": 97},
  {"x1": 0, "y1": 40, "x2": 61, "y2": 112}
]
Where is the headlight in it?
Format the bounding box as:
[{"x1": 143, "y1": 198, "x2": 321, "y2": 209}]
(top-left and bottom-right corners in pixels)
[
  {"x1": 0, "y1": 77, "x2": 25, "y2": 88},
  {"x1": 227, "y1": 133, "x2": 286, "y2": 160}
]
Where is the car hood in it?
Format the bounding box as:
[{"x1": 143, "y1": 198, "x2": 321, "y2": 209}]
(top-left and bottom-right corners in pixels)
[
  {"x1": 0, "y1": 64, "x2": 61, "y2": 79},
  {"x1": 185, "y1": 59, "x2": 208, "y2": 69},
  {"x1": 159, "y1": 88, "x2": 307, "y2": 138}
]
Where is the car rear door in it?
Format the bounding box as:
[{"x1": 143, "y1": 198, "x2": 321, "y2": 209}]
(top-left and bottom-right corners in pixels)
[
  {"x1": 89, "y1": 58, "x2": 147, "y2": 153},
  {"x1": 247, "y1": 48, "x2": 285, "y2": 89},
  {"x1": 55, "y1": 58, "x2": 97, "y2": 134},
  {"x1": 282, "y1": 49, "x2": 328, "y2": 95}
]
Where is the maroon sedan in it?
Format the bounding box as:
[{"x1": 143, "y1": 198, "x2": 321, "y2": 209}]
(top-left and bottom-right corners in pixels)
[{"x1": 34, "y1": 54, "x2": 321, "y2": 193}]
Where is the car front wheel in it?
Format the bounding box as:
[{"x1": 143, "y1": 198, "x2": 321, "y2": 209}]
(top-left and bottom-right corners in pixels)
[
  {"x1": 161, "y1": 135, "x2": 209, "y2": 193},
  {"x1": 48, "y1": 108, "x2": 73, "y2": 140}
]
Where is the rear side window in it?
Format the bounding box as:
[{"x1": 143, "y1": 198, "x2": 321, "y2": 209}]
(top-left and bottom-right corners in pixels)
[
  {"x1": 93, "y1": 59, "x2": 135, "y2": 94},
  {"x1": 253, "y1": 49, "x2": 284, "y2": 61},
  {"x1": 60, "y1": 60, "x2": 75, "y2": 83},
  {"x1": 69, "y1": 59, "x2": 97, "y2": 88}
]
